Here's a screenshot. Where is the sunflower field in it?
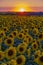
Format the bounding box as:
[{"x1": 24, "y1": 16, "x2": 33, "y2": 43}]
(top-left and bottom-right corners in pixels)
[{"x1": 0, "y1": 15, "x2": 43, "y2": 65}]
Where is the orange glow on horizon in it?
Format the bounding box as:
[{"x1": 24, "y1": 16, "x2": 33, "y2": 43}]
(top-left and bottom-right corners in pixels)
[
  {"x1": 12, "y1": 7, "x2": 32, "y2": 12},
  {"x1": 12, "y1": 3, "x2": 32, "y2": 12}
]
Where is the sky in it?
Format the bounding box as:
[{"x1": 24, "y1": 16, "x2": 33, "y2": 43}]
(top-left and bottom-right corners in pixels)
[{"x1": 0, "y1": 0, "x2": 43, "y2": 12}]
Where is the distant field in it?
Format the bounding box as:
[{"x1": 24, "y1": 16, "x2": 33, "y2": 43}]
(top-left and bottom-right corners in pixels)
[
  {"x1": 0, "y1": 12, "x2": 43, "y2": 16},
  {"x1": 0, "y1": 15, "x2": 43, "y2": 65}
]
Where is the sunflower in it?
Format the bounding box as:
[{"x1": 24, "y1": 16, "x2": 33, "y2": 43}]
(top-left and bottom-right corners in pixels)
[
  {"x1": 34, "y1": 54, "x2": 43, "y2": 65},
  {"x1": 32, "y1": 42, "x2": 38, "y2": 51},
  {"x1": 19, "y1": 29, "x2": 26, "y2": 37},
  {"x1": 32, "y1": 39, "x2": 40, "y2": 46},
  {"x1": 5, "y1": 46, "x2": 16, "y2": 60},
  {"x1": 4, "y1": 37, "x2": 14, "y2": 46},
  {"x1": 38, "y1": 32, "x2": 43, "y2": 41},
  {"x1": 12, "y1": 30, "x2": 18, "y2": 38},
  {"x1": 17, "y1": 43, "x2": 27, "y2": 54},
  {"x1": 0, "y1": 30, "x2": 5, "y2": 38},
  {"x1": 34, "y1": 50, "x2": 41, "y2": 59},
  {"x1": 9, "y1": 59, "x2": 17, "y2": 65},
  {"x1": 30, "y1": 23, "x2": 35, "y2": 30},
  {"x1": 3, "y1": 27, "x2": 8, "y2": 32},
  {"x1": 28, "y1": 35, "x2": 33, "y2": 43},
  {"x1": 33, "y1": 28, "x2": 39, "y2": 35},
  {"x1": 20, "y1": 29, "x2": 25, "y2": 34},
  {"x1": 13, "y1": 23, "x2": 17, "y2": 28},
  {"x1": 16, "y1": 55, "x2": 26, "y2": 65},
  {"x1": 25, "y1": 33, "x2": 30, "y2": 39},
  {"x1": 24, "y1": 29, "x2": 29, "y2": 35},
  {"x1": 18, "y1": 32, "x2": 25, "y2": 39},
  {"x1": 8, "y1": 33, "x2": 14, "y2": 39},
  {"x1": 0, "y1": 51, "x2": 4, "y2": 61},
  {"x1": 23, "y1": 37, "x2": 29, "y2": 44},
  {"x1": 25, "y1": 34, "x2": 33, "y2": 44}
]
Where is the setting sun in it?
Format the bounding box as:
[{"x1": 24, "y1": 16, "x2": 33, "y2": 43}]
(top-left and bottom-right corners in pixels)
[
  {"x1": 12, "y1": 3, "x2": 32, "y2": 12},
  {"x1": 13, "y1": 7, "x2": 32, "y2": 12},
  {"x1": 19, "y1": 8, "x2": 25, "y2": 12}
]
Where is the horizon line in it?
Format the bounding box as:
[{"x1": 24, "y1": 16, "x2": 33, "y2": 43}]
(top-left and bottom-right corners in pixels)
[{"x1": 0, "y1": 7, "x2": 43, "y2": 12}]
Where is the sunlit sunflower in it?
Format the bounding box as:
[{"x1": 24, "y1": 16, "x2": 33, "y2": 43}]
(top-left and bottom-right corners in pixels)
[
  {"x1": 38, "y1": 32, "x2": 43, "y2": 41},
  {"x1": 0, "y1": 30, "x2": 5, "y2": 38},
  {"x1": 34, "y1": 50, "x2": 41, "y2": 59},
  {"x1": 4, "y1": 37, "x2": 14, "y2": 46},
  {"x1": 19, "y1": 29, "x2": 26, "y2": 37},
  {"x1": 25, "y1": 34, "x2": 33, "y2": 44},
  {"x1": 32, "y1": 42, "x2": 38, "y2": 51},
  {"x1": 33, "y1": 28, "x2": 39, "y2": 35},
  {"x1": 9, "y1": 59, "x2": 17, "y2": 65},
  {"x1": 3, "y1": 27, "x2": 8, "y2": 32},
  {"x1": 23, "y1": 37, "x2": 29, "y2": 46},
  {"x1": 28, "y1": 35, "x2": 33, "y2": 43},
  {"x1": 24, "y1": 29, "x2": 29, "y2": 34},
  {"x1": 8, "y1": 33, "x2": 14, "y2": 39},
  {"x1": 13, "y1": 22, "x2": 17, "y2": 28},
  {"x1": 32, "y1": 39, "x2": 40, "y2": 46},
  {"x1": 12, "y1": 30, "x2": 18, "y2": 38},
  {"x1": 16, "y1": 55, "x2": 26, "y2": 65},
  {"x1": 5, "y1": 46, "x2": 16, "y2": 59},
  {"x1": 18, "y1": 32, "x2": 25, "y2": 39},
  {"x1": 17, "y1": 43, "x2": 27, "y2": 54},
  {"x1": 20, "y1": 29, "x2": 25, "y2": 34},
  {"x1": 34, "y1": 54, "x2": 43, "y2": 65}
]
